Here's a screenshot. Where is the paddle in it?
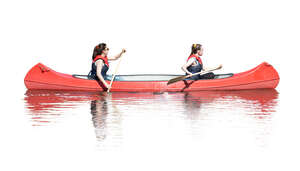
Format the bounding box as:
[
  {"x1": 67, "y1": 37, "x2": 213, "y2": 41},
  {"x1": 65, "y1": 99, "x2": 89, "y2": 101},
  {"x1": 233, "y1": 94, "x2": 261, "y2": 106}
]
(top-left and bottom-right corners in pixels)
[
  {"x1": 107, "y1": 50, "x2": 126, "y2": 93},
  {"x1": 167, "y1": 65, "x2": 222, "y2": 85}
]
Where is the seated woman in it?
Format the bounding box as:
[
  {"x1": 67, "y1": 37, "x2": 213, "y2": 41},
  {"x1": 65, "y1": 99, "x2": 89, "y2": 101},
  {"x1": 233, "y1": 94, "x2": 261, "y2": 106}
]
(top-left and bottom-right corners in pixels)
[
  {"x1": 181, "y1": 44, "x2": 215, "y2": 80},
  {"x1": 88, "y1": 43, "x2": 126, "y2": 89}
]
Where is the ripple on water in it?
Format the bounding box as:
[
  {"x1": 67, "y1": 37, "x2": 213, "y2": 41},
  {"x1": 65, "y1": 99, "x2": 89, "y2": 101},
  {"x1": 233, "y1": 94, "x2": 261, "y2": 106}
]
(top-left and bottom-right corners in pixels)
[{"x1": 24, "y1": 89, "x2": 279, "y2": 148}]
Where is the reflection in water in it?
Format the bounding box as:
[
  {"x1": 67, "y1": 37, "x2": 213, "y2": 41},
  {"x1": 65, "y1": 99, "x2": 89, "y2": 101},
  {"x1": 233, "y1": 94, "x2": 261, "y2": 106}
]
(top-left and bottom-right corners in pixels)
[
  {"x1": 181, "y1": 90, "x2": 279, "y2": 146},
  {"x1": 24, "y1": 90, "x2": 101, "y2": 126},
  {"x1": 90, "y1": 98, "x2": 108, "y2": 141},
  {"x1": 24, "y1": 89, "x2": 279, "y2": 148},
  {"x1": 90, "y1": 94, "x2": 123, "y2": 145},
  {"x1": 182, "y1": 89, "x2": 278, "y2": 117}
]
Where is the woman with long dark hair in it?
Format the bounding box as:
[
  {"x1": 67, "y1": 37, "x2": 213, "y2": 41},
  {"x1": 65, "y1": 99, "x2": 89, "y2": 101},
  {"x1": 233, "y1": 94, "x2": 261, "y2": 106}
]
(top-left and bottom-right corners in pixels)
[
  {"x1": 88, "y1": 43, "x2": 126, "y2": 89},
  {"x1": 181, "y1": 44, "x2": 215, "y2": 80}
]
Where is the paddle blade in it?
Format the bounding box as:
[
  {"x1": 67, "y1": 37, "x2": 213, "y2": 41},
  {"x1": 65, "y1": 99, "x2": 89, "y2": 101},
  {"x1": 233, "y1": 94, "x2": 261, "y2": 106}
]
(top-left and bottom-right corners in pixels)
[{"x1": 167, "y1": 75, "x2": 187, "y2": 85}]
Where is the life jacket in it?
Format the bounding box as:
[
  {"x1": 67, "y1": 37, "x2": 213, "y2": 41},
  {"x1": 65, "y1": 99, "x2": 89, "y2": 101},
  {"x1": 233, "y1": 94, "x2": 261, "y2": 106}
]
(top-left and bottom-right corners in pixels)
[
  {"x1": 187, "y1": 54, "x2": 203, "y2": 65},
  {"x1": 88, "y1": 55, "x2": 109, "y2": 80},
  {"x1": 93, "y1": 55, "x2": 109, "y2": 67}
]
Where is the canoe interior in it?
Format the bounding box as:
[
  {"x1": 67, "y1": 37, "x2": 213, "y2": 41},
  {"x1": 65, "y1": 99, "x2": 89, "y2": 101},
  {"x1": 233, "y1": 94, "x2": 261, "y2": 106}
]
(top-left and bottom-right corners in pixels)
[{"x1": 72, "y1": 73, "x2": 234, "y2": 81}]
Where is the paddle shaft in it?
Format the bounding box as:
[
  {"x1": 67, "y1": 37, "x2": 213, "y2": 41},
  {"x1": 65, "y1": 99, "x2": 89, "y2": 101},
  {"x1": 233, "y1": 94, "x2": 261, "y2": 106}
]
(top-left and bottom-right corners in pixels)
[
  {"x1": 186, "y1": 67, "x2": 219, "y2": 78},
  {"x1": 107, "y1": 57, "x2": 122, "y2": 93},
  {"x1": 167, "y1": 65, "x2": 222, "y2": 85}
]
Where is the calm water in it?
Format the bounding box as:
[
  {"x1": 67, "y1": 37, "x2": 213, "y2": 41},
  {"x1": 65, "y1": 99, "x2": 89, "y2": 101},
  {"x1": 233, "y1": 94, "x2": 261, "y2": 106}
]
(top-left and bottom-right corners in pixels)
[
  {"x1": 24, "y1": 89, "x2": 279, "y2": 149},
  {"x1": 3, "y1": 88, "x2": 300, "y2": 170}
]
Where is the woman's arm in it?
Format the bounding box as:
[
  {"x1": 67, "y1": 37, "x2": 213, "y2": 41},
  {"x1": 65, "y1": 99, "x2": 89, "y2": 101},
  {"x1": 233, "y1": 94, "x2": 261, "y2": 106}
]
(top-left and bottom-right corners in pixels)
[
  {"x1": 108, "y1": 49, "x2": 126, "y2": 60},
  {"x1": 96, "y1": 60, "x2": 110, "y2": 89},
  {"x1": 181, "y1": 59, "x2": 194, "y2": 75}
]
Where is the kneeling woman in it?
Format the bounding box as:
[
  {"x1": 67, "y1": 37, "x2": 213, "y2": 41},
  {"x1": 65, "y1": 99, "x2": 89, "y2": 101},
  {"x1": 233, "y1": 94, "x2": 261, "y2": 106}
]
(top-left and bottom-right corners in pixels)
[
  {"x1": 88, "y1": 43, "x2": 126, "y2": 89},
  {"x1": 181, "y1": 44, "x2": 215, "y2": 80}
]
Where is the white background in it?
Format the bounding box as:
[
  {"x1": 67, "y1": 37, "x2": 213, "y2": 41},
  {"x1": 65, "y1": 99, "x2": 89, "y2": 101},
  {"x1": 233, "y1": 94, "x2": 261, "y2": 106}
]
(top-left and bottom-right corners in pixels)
[
  {"x1": 1, "y1": 0, "x2": 299, "y2": 90},
  {"x1": 1, "y1": 0, "x2": 300, "y2": 170}
]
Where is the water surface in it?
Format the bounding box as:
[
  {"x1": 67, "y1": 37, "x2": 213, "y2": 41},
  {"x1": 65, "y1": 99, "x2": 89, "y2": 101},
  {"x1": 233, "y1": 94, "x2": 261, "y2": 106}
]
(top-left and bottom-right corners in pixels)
[{"x1": 24, "y1": 89, "x2": 279, "y2": 149}]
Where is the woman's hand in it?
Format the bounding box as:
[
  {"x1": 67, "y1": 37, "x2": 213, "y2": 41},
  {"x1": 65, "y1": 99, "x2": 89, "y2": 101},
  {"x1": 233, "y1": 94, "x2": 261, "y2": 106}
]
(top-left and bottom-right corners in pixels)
[
  {"x1": 104, "y1": 83, "x2": 111, "y2": 90},
  {"x1": 121, "y1": 49, "x2": 126, "y2": 54},
  {"x1": 187, "y1": 71, "x2": 193, "y2": 75}
]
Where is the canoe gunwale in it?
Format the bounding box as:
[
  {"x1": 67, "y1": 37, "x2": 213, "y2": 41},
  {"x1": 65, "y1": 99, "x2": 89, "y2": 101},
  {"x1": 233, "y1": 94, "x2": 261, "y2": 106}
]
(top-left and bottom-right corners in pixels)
[{"x1": 71, "y1": 73, "x2": 235, "y2": 82}]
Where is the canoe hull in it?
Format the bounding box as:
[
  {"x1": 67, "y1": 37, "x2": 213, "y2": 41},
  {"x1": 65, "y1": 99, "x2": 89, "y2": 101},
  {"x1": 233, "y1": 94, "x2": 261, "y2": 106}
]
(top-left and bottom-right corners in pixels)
[{"x1": 24, "y1": 62, "x2": 279, "y2": 92}]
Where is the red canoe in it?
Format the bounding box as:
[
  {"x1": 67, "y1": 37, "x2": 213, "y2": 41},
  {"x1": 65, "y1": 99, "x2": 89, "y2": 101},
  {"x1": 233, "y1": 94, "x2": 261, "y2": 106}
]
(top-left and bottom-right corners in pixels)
[{"x1": 24, "y1": 62, "x2": 279, "y2": 92}]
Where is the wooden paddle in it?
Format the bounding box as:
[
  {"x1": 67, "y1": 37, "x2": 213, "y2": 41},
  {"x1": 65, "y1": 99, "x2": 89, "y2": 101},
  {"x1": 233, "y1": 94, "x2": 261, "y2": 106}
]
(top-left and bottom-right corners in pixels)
[
  {"x1": 107, "y1": 50, "x2": 126, "y2": 93},
  {"x1": 167, "y1": 65, "x2": 222, "y2": 85}
]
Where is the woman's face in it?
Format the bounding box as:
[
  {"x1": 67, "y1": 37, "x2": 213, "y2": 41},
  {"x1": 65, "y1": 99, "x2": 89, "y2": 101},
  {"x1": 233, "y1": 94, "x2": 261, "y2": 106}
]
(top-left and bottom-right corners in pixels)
[
  {"x1": 102, "y1": 47, "x2": 109, "y2": 56},
  {"x1": 197, "y1": 47, "x2": 203, "y2": 56}
]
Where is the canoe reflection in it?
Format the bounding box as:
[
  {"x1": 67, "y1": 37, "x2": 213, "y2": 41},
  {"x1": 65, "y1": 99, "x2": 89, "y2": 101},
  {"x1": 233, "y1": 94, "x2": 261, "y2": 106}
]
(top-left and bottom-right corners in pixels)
[
  {"x1": 182, "y1": 89, "x2": 278, "y2": 119},
  {"x1": 24, "y1": 90, "x2": 101, "y2": 126},
  {"x1": 24, "y1": 89, "x2": 278, "y2": 146}
]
